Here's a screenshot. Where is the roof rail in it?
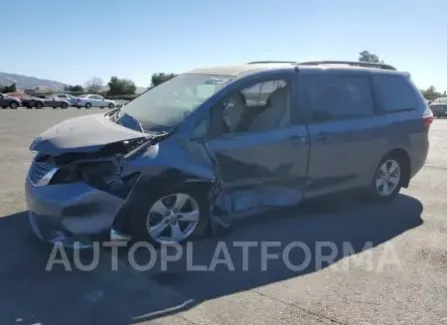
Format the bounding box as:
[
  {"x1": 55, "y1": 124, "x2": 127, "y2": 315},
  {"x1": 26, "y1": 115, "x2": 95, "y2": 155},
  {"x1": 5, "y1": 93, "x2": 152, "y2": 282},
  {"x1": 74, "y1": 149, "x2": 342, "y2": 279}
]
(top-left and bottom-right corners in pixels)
[
  {"x1": 298, "y1": 60, "x2": 397, "y2": 71},
  {"x1": 247, "y1": 61, "x2": 298, "y2": 65}
]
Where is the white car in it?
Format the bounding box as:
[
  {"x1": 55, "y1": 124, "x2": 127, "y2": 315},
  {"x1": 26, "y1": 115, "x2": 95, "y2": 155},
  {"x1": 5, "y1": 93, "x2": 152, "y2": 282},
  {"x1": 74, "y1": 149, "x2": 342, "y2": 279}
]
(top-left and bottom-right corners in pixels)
[{"x1": 76, "y1": 94, "x2": 116, "y2": 109}]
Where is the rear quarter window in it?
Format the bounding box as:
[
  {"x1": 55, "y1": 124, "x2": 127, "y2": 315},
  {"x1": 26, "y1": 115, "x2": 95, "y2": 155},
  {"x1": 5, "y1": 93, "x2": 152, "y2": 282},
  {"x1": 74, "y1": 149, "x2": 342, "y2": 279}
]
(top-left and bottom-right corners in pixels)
[{"x1": 372, "y1": 75, "x2": 420, "y2": 113}]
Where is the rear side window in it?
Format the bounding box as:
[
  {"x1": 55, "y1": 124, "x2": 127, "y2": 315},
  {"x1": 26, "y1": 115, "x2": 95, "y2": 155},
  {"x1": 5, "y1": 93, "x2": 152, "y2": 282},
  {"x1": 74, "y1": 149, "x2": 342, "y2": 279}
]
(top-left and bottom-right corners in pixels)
[
  {"x1": 372, "y1": 75, "x2": 420, "y2": 112},
  {"x1": 301, "y1": 74, "x2": 374, "y2": 122}
]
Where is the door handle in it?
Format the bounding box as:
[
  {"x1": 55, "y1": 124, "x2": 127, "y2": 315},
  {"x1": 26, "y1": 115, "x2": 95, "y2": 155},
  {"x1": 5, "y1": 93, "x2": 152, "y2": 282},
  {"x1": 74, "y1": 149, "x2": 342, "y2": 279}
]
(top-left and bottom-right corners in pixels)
[
  {"x1": 290, "y1": 135, "x2": 307, "y2": 142},
  {"x1": 316, "y1": 131, "x2": 330, "y2": 142}
]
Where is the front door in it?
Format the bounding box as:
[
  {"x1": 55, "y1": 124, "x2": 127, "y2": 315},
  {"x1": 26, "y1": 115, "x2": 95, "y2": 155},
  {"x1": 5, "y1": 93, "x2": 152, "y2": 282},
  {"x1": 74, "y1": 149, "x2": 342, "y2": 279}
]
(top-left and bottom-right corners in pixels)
[{"x1": 204, "y1": 72, "x2": 310, "y2": 214}]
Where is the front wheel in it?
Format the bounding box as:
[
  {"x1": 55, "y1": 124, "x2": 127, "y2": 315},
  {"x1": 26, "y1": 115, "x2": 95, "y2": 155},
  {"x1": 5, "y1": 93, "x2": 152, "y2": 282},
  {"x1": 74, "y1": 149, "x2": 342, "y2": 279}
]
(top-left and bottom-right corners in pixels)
[
  {"x1": 129, "y1": 185, "x2": 209, "y2": 245},
  {"x1": 85, "y1": 103, "x2": 92, "y2": 109},
  {"x1": 61, "y1": 102, "x2": 68, "y2": 109},
  {"x1": 108, "y1": 103, "x2": 115, "y2": 109},
  {"x1": 9, "y1": 101, "x2": 18, "y2": 109},
  {"x1": 367, "y1": 156, "x2": 403, "y2": 204}
]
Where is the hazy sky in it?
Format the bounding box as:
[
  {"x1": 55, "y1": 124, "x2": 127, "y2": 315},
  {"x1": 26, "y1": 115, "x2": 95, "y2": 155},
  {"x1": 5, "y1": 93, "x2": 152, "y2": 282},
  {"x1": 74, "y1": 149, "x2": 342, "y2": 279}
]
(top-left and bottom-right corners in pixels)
[{"x1": 2, "y1": 0, "x2": 446, "y2": 90}]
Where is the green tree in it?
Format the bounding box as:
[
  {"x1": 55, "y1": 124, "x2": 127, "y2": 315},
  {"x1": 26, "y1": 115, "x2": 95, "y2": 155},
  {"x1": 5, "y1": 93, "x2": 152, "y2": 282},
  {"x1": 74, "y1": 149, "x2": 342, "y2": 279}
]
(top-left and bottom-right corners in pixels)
[
  {"x1": 1, "y1": 83, "x2": 17, "y2": 93},
  {"x1": 359, "y1": 50, "x2": 384, "y2": 63},
  {"x1": 64, "y1": 84, "x2": 84, "y2": 92},
  {"x1": 107, "y1": 76, "x2": 137, "y2": 96},
  {"x1": 150, "y1": 73, "x2": 177, "y2": 87},
  {"x1": 85, "y1": 77, "x2": 104, "y2": 93},
  {"x1": 420, "y1": 86, "x2": 442, "y2": 101}
]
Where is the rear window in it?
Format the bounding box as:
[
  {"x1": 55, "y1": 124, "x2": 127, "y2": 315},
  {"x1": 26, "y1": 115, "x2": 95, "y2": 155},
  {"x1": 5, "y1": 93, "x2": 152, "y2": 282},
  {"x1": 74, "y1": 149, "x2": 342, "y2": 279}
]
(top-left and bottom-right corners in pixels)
[
  {"x1": 372, "y1": 75, "x2": 420, "y2": 112},
  {"x1": 301, "y1": 74, "x2": 375, "y2": 122}
]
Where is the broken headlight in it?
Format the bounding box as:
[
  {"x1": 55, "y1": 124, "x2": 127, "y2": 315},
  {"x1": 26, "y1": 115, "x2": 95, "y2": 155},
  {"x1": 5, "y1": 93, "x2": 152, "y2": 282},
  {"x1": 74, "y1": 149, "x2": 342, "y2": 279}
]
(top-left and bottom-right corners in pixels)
[{"x1": 50, "y1": 161, "x2": 140, "y2": 198}]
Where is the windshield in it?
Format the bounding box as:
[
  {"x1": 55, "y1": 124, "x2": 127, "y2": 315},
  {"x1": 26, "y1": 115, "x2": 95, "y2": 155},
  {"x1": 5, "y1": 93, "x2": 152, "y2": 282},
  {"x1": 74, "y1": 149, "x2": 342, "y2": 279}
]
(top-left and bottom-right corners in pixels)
[
  {"x1": 432, "y1": 97, "x2": 447, "y2": 104},
  {"x1": 121, "y1": 74, "x2": 233, "y2": 130}
]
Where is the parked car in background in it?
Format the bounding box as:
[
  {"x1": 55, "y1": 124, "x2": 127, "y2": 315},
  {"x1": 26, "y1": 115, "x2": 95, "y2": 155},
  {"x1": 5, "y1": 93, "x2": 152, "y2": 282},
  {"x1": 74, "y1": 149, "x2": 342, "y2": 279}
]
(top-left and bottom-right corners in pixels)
[
  {"x1": 0, "y1": 92, "x2": 21, "y2": 109},
  {"x1": 26, "y1": 60, "x2": 432, "y2": 247},
  {"x1": 53, "y1": 93, "x2": 79, "y2": 107},
  {"x1": 22, "y1": 95, "x2": 71, "y2": 109},
  {"x1": 44, "y1": 95, "x2": 71, "y2": 109},
  {"x1": 22, "y1": 96, "x2": 46, "y2": 109},
  {"x1": 76, "y1": 94, "x2": 115, "y2": 109},
  {"x1": 429, "y1": 97, "x2": 447, "y2": 117}
]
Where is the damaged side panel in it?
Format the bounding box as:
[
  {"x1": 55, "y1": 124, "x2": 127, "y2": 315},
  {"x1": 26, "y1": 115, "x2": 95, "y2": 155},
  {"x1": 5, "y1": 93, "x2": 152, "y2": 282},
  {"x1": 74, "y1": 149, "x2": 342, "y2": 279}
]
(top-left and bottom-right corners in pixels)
[{"x1": 204, "y1": 125, "x2": 310, "y2": 225}]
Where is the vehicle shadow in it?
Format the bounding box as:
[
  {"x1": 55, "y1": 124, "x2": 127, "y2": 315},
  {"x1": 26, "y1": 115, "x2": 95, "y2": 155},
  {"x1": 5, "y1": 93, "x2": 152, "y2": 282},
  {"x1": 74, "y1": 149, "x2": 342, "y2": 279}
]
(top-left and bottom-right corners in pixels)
[
  {"x1": 0, "y1": 194, "x2": 423, "y2": 325},
  {"x1": 128, "y1": 193, "x2": 423, "y2": 322}
]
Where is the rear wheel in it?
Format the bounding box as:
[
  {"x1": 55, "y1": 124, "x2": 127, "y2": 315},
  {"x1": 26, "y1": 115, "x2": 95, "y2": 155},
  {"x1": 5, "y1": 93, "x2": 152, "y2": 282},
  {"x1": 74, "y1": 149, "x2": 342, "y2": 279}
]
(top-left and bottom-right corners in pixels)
[
  {"x1": 129, "y1": 185, "x2": 209, "y2": 245},
  {"x1": 367, "y1": 155, "x2": 404, "y2": 204}
]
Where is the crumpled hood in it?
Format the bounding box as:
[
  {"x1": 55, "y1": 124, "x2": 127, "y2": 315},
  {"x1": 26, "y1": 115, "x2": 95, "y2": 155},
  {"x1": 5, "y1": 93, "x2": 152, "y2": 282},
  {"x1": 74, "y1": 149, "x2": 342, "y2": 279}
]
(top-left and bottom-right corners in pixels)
[{"x1": 30, "y1": 113, "x2": 146, "y2": 156}]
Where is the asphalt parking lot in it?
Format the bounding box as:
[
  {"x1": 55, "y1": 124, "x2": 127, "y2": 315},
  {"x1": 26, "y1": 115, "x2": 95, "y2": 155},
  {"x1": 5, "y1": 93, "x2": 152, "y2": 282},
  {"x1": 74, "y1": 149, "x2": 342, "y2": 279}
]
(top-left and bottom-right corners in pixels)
[{"x1": 0, "y1": 108, "x2": 446, "y2": 325}]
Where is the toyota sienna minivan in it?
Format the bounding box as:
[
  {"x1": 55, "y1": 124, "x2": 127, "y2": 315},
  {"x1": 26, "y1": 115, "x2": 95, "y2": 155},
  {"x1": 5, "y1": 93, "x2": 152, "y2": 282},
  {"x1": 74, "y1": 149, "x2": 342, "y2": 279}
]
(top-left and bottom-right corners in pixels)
[{"x1": 25, "y1": 60, "x2": 432, "y2": 246}]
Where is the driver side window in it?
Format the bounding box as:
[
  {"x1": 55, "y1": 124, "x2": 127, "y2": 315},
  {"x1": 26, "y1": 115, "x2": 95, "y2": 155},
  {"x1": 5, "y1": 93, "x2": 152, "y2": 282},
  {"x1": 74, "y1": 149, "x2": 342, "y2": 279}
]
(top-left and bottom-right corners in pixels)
[{"x1": 216, "y1": 78, "x2": 292, "y2": 135}]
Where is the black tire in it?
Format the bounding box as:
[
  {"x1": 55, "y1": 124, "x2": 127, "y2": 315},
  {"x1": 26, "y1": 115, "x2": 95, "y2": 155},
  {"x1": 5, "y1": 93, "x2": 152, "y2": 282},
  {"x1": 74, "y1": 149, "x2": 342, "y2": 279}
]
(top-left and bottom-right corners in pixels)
[
  {"x1": 366, "y1": 154, "x2": 406, "y2": 204},
  {"x1": 60, "y1": 102, "x2": 68, "y2": 109},
  {"x1": 35, "y1": 102, "x2": 43, "y2": 109},
  {"x1": 85, "y1": 103, "x2": 92, "y2": 109},
  {"x1": 108, "y1": 103, "x2": 115, "y2": 109},
  {"x1": 25, "y1": 104, "x2": 33, "y2": 109},
  {"x1": 9, "y1": 101, "x2": 18, "y2": 109},
  {"x1": 128, "y1": 184, "x2": 209, "y2": 245}
]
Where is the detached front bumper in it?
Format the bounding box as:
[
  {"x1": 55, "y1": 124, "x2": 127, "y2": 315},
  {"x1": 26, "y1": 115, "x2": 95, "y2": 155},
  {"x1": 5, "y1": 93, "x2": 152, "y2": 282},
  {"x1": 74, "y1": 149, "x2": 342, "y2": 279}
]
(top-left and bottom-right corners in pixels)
[{"x1": 25, "y1": 179, "x2": 125, "y2": 247}]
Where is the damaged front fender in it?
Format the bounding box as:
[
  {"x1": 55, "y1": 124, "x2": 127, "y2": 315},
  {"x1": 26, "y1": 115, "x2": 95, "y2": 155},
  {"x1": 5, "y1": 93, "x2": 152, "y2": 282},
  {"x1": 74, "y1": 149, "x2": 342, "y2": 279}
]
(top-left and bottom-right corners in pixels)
[{"x1": 112, "y1": 137, "x2": 222, "y2": 239}]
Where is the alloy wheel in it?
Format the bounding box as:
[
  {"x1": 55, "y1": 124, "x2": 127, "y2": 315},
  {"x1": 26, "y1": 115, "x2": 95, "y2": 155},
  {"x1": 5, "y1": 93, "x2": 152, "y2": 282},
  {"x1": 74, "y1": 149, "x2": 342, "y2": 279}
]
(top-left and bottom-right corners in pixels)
[
  {"x1": 375, "y1": 159, "x2": 401, "y2": 197},
  {"x1": 146, "y1": 193, "x2": 200, "y2": 244}
]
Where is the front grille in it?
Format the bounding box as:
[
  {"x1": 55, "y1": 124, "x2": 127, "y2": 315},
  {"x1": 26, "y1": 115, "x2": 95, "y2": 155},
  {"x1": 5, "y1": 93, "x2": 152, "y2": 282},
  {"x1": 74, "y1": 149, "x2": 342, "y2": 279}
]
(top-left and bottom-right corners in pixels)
[{"x1": 28, "y1": 158, "x2": 55, "y2": 185}]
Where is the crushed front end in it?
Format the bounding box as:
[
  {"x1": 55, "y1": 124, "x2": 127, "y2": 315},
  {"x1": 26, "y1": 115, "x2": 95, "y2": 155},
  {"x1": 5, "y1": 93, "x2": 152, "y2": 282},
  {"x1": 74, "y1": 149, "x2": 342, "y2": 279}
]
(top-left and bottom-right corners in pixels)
[{"x1": 26, "y1": 139, "x2": 145, "y2": 247}]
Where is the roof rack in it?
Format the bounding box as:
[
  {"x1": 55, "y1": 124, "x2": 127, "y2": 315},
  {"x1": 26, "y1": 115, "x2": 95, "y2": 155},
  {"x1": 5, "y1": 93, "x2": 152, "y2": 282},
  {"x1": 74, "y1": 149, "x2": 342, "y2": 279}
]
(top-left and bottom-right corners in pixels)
[
  {"x1": 298, "y1": 60, "x2": 397, "y2": 71},
  {"x1": 247, "y1": 61, "x2": 298, "y2": 65}
]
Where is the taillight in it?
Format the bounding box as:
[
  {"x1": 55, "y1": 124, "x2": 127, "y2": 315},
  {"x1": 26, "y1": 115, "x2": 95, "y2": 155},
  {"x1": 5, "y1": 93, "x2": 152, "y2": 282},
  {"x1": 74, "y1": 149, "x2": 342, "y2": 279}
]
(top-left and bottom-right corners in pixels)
[
  {"x1": 422, "y1": 106, "x2": 434, "y2": 127},
  {"x1": 423, "y1": 116, "x2": 433, "y2": 127}
]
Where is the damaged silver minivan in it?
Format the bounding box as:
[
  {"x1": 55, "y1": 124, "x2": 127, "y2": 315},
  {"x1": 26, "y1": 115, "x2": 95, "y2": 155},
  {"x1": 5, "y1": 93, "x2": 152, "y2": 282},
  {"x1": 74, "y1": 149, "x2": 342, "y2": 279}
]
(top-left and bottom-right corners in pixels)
[{"x1": 26, "y1": 61, "x2": 432, "y2": 246}]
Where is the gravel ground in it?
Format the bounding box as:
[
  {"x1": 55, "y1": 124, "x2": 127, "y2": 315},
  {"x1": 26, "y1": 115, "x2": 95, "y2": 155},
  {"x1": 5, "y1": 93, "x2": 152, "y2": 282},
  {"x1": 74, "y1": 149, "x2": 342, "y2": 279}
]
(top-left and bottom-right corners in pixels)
[{"x1": 0, "y1": 108, "x2": 446, "y2": 325}]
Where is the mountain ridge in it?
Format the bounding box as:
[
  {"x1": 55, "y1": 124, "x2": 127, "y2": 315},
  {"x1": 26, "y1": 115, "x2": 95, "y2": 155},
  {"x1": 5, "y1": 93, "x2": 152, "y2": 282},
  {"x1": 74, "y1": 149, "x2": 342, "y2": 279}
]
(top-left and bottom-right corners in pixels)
[
  {"x1": 0, "y1": 72, "x2": 147, "y2": 94},
  {"x1": 0, "y1": 72, "x2": 67, "y2": 90}
]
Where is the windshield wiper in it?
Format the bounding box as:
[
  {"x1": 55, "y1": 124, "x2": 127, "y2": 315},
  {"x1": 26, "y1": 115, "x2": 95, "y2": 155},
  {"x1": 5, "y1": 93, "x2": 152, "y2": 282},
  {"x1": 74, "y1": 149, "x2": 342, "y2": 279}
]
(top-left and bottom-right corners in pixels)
[{"x1": 125, "y1": 131, "x2": 169, "y2": 160}]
